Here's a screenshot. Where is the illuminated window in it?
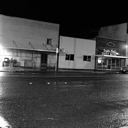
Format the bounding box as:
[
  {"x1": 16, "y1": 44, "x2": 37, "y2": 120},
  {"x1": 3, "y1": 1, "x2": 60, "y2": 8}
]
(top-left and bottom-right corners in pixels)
[
  {"x1": 83, "y1": 55, "x2": 91, "y2": 61},
  {"x1": 98, "y1": 57, "x2": 102, "y2": 64},
  {"x1": 65, "y1": 54, "x2": 74, "y2": 61}
]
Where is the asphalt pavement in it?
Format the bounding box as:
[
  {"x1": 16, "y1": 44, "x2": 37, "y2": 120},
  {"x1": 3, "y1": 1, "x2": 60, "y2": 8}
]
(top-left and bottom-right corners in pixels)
[
  {"x1": 0, "y1": 69, "x2": 120, "y2": 78},
  {"x1": 0, "y1": 71, "x2": 128, "y2": 128}
]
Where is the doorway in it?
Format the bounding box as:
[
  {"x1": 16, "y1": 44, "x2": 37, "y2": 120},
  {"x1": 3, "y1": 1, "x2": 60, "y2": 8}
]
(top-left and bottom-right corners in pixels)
[{"x1": 41, "y1": 53, "x2": 47, "y2": 69}]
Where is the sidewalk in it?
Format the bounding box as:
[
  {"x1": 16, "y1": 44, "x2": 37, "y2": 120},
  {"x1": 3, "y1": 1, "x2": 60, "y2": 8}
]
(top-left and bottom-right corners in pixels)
[
  {"x1": 0, "y1": 67, "x2": 40, "y2": 72},
  {"x1": 0, "y1": 67, "x2": 120, "y2": 77}
]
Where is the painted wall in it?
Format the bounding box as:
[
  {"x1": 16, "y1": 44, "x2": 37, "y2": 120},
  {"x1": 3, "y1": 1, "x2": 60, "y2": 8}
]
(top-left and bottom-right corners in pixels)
[
  {"x1": 47, "y1": 54, "x2": 56, "y2": 67},
  {"x1": 59, "y1": 36, "x2": 96, "y2": 69},
  {"x1": 0, "y1": 14, "x2": 59, "y2": 51},
  {"x1": 0, "y1": 50, "x2": 41, "y2": 68},
  {"x1": 98, "y1": 23, "x2": 127, "y2": 41},
  {"x1": 0, "y1": 14, "x2": 59, "y2": 68}
]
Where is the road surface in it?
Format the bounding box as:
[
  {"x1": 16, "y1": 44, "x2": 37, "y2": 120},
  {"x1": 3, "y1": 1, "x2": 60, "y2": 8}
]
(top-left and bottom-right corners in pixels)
[{"x1": 0, "y1": 72, "x2": 128, "y2": 128}]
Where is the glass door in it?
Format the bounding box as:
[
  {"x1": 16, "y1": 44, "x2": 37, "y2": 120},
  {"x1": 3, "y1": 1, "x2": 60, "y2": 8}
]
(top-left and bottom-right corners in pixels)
[{"x1": 107, "y1": 58, "x2": 112, "y2": 70}]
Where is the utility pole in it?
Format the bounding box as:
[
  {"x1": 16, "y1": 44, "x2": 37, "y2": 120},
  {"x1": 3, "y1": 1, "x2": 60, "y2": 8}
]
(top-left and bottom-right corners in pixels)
[
  {"x1": 55, "y1": 47, "x2": 59, "y2": 72},
  {"x1": 55, "y1": 29, "x2": 60, "y2": 73}
]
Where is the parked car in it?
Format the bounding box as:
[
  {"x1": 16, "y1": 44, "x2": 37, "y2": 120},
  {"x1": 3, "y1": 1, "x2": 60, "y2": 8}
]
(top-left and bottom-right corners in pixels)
[{"x1": 120, "y1": 66, "x2": 128, "y2": 73}]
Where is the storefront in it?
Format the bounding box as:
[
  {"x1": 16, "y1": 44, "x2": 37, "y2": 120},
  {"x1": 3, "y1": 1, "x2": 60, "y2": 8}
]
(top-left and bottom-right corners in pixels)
[
  {"x1": 96, "y1": 37, "x2": 127, "y2": 70},
  {"x1": 0, "y1": 47, "x2": 57, "y2": 71},
  {"x1": 95, "y1": 55, "x2": 128, "y2": 70}
]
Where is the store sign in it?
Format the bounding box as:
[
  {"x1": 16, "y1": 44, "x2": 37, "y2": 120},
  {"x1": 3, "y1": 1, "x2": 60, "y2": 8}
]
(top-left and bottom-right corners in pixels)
[
  {"x1": 96, "y1": 37, "x2": 126, "y2": 56},
  {"x1": 106, "y1": 42, "x2": 115, "y2": 47},
  {"x1": 102, "y1": 49, "x2": 119, "y2": 56}
]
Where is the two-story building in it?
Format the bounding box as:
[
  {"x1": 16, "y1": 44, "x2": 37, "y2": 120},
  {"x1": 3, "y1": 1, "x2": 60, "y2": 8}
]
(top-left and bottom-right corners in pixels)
[{"x1": 0, "y1": 14, "x2": 59, "y2": 70}]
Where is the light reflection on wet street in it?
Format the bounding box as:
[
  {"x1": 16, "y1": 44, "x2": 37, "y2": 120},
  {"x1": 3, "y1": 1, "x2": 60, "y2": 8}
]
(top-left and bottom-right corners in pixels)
[{"x1": 1, "y1": 73, "x2": 128, "y2": 127}]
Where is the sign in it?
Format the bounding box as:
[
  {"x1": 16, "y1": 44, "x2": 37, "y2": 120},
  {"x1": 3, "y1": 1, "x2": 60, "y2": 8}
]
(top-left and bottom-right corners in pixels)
[
  {"x1": 96, "y1": 37, "x2": 126, "y2": 56},
  {"x1": 102, "y1": 49, "x2": 119, "y2": 56},
  {"x1": 106, "y1": 42, "x2": 115, "y2": 47}
]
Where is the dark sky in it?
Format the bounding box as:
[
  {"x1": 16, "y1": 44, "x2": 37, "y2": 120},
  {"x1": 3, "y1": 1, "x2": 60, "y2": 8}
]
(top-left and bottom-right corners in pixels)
[{"x1": 0, "y1": 1, "x2": 127, "y2": 39}]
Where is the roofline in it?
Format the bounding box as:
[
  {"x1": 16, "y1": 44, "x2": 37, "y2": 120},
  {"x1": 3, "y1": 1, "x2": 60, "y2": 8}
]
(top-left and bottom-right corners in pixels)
[
  {"x1": 95, "y1": 54, "x2": 128, "y2": 59},
  {"x1": 6, "y1": 47, "x2": 56, "y2": 53}
]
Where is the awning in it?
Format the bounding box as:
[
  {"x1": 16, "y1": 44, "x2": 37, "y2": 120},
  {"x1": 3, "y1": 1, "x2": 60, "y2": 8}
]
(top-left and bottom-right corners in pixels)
[
  {"x1": 0, "y1": 40, "x2": 57, "y2": 53},
  {"x1": 6, "y1": 47, "x2": 56, "y2": 54},
  {"x1": 95, "y1": 55, "x2": 128, "y2": 59}
]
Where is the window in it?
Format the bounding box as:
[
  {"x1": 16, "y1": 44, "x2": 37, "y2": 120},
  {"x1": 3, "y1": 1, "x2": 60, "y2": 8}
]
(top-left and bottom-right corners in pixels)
[
  {"x1": 47, "y1": 38, "x2": 52, "y2": 45},
  {"x1": 65, "y1": 54, "x2": 74, "y2": 61},
  {"x1": 83, "y1": 55, "x2": 91, "y2": 61}
]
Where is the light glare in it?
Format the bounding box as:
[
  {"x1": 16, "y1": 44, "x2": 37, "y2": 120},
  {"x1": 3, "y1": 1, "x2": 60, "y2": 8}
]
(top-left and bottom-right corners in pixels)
[{"x1": 0, "y1": 116, "x2": 11, "y2": 127}]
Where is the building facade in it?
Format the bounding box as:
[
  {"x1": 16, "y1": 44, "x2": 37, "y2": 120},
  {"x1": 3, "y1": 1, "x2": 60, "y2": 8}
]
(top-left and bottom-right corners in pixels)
[
  {"x1": 0, "y1": 15, "x2": 127, "y2": 71},
  {"x1": 0, "y1": 14, "x2": 59, "y2": 70},
  {"x1": 95, "y1": 37, "x2": 127, "y2": 70},
  {"x1": 58, "y1": 35, "x2": 127, "y2": 71},
  {"x1": 58, "y1": 36, "x2": 96, "y2": 70},
  {"x1": 96, "y1": 23, "x2": 128, "y2": 70}
]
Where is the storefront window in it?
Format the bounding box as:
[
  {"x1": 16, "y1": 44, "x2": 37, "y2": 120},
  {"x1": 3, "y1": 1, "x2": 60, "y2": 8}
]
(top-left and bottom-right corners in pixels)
[
  {"x1": 97, "y1": 57, "x2": 102, "y2": 64},
  {"x1": 96, "y1": 57, "x2": 126, "y2": 70}
]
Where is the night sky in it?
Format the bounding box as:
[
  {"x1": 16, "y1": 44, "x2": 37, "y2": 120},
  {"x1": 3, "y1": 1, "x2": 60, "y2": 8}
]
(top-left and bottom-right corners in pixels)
[{"x1": 0, "y1": 1, "x2": 127, "y2": 39}]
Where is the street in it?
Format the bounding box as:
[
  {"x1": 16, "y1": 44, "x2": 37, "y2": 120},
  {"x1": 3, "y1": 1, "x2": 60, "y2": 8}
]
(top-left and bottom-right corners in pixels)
[{"x1": 0, "y1": 72, "x2": 128, "y2": 128}]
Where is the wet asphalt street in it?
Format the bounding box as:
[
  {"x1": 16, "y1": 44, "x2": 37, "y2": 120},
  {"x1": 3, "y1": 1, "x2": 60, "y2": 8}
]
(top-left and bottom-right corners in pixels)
[{"x1": 1, "y1": 72, "x2": 128, "y2": 128}]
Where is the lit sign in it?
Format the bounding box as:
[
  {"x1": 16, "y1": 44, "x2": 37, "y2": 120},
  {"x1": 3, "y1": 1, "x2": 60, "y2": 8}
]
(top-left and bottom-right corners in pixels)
[{"x1": 102, "y1": 49, "x2": 119, "y2": 56}]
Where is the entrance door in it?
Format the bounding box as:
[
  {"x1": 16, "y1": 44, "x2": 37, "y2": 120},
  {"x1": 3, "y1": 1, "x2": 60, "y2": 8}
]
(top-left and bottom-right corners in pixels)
[
  {"x1": 107, "y1": 58, "x2": 112, "y2": 69},
  {"x1": 112, "y1": 58, "x2": 116, "y2": 69},
  {"x1": 107, "y1": 58, "x2": 119, "y2": 70},
  {"x1": 41, "y1": 53, "x2": 47, "y2": 69}
]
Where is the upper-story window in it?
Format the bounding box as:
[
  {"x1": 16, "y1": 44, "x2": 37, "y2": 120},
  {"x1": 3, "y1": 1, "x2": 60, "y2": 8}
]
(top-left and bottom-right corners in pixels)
[{"x1": 47, "y1": 38, "x2": 52, "y2": 45}]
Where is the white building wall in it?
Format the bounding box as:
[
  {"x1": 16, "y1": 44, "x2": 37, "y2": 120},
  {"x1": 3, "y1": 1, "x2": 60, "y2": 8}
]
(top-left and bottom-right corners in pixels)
[
  {"x1": 0, "y1": 14, "x2": 59, "y2": 68},
  {"x1": 47, "y1": 54, "x2": 56, "y2": 67},
  {"x1": 59, "y1": 36, "x2": 96, "y2": 69},
  {"x1": 0, "y1": 14, "x2": 59, "y2": 50},
  {"x1": 59, "y1": 36, "x2": 75, "y2": 69},
  {"x1": 75, "y1": 38, "x2": 96, "y2": 69},
  {"x1": 0, "y1": 50, "x2": 41, "y2": 68}
]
